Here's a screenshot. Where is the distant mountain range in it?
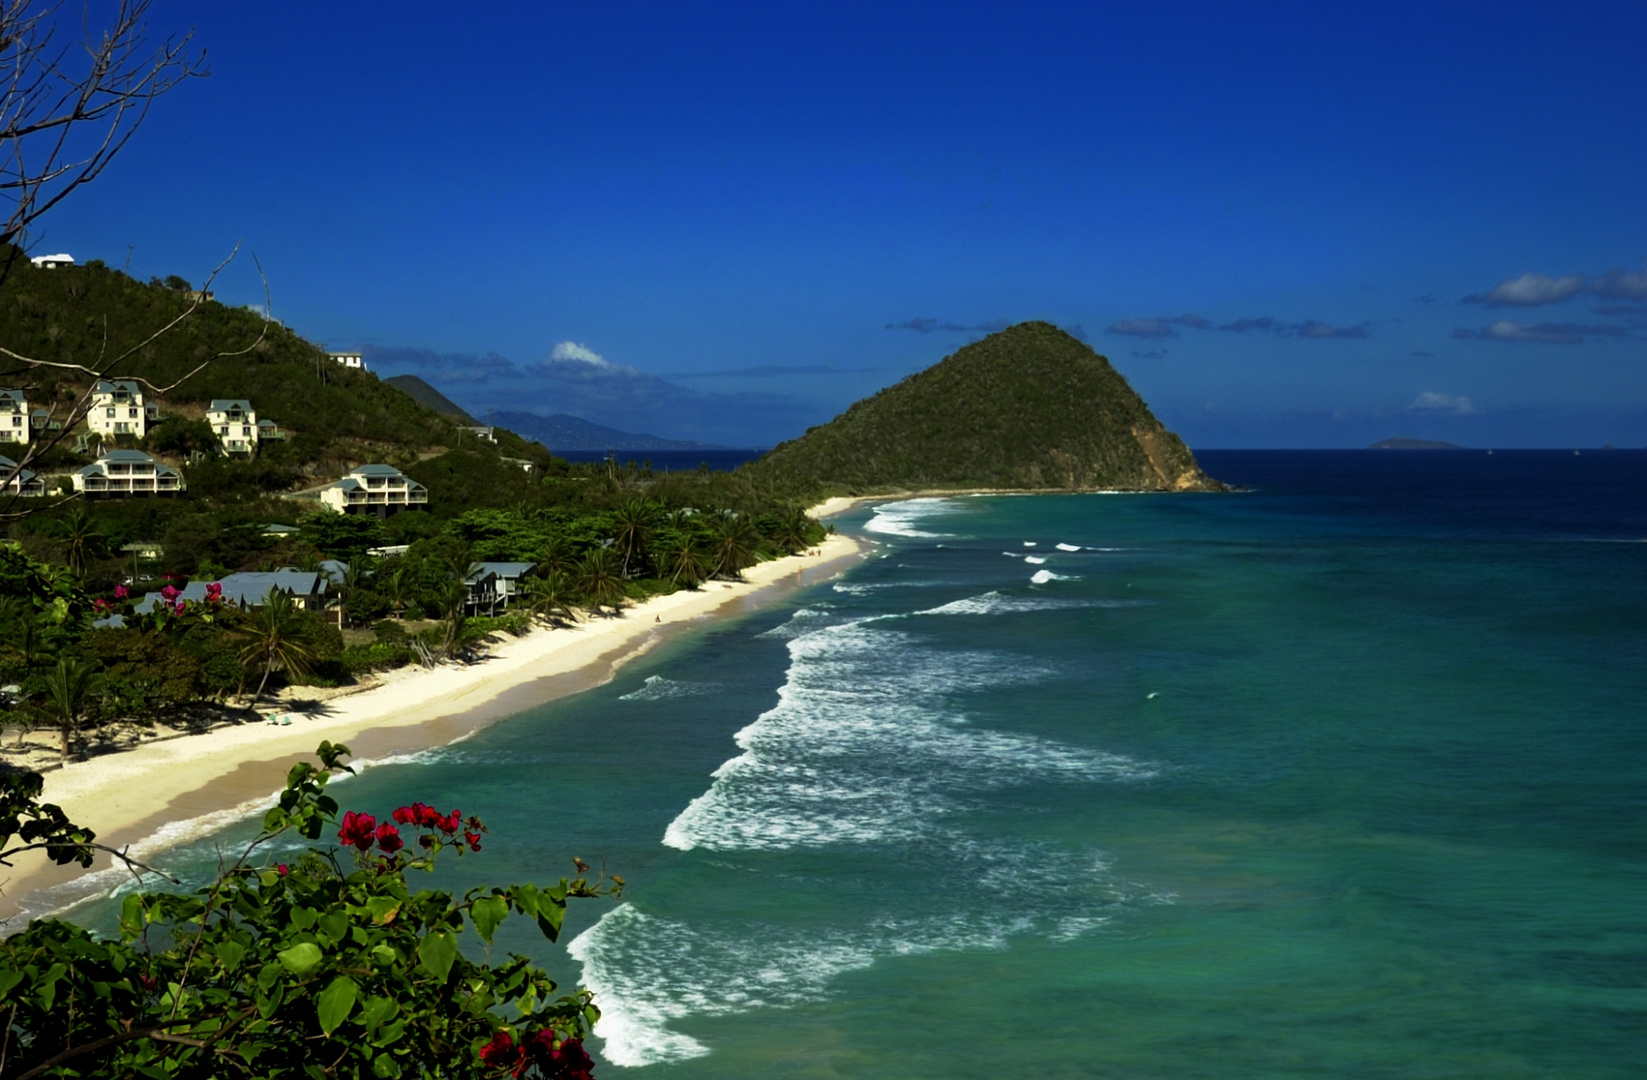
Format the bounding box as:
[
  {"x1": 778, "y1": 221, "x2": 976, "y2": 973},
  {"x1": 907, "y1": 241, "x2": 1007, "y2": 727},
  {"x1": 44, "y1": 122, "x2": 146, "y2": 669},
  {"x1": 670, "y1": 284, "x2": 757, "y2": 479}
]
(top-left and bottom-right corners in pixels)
[
  {"x1": 489, "y1": 411, "x2": 734, "y2": 452},
  {"x1": 1369, "y1": 438, "x2": 1465, "y2": 450}
]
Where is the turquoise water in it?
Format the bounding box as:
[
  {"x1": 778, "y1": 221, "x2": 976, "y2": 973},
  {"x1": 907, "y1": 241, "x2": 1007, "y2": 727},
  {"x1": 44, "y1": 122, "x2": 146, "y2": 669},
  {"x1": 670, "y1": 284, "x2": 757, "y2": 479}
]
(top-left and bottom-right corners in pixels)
[{"x1": 73, "y1": 451, "x2": 1647, "y2": 1077}]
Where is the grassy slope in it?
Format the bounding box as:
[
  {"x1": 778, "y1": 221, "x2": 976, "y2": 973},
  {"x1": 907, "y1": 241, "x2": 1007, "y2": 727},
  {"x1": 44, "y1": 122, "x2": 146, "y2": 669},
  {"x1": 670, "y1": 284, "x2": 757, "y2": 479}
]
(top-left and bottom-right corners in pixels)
[{"x1": 750, "y1": 321, "x2": 1218, "y2": 494}]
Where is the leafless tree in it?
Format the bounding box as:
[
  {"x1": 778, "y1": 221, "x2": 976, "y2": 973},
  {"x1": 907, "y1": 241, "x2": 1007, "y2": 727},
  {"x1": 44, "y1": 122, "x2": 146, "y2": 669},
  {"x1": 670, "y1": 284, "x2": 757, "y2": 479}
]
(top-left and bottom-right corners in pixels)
[{"x1": 0, "y1": 2, "x2": 267, "y2": 520}]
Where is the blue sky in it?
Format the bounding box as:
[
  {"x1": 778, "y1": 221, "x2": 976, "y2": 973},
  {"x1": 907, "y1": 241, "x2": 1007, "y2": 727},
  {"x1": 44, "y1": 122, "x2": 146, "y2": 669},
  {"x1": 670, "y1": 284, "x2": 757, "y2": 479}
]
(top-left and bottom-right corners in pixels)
[{"x1": 32, "y1": 1, "x2": 1647, "y2": 447}]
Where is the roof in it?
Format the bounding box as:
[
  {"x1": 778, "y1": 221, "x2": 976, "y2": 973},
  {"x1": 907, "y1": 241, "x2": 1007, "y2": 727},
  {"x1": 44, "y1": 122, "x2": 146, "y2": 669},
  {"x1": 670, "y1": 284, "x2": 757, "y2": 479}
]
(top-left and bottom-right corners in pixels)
[
  {"x1": 100, "y1": 449, "x2": 161, "y2": 463},
  {"x1": 0, "y1": 389, "x2": 24, "y2": 404},
  {"x1": 208, "y1": 399, "x2": 253, "y2": 412},
  {"x1": 318, "y1": 559, "x2": 351, "y2": 584},
  {"x1": 263, "y1": 523, "x2": 299, "y2": 535},
  {"x1": 0, "y1": 455, "x2": 37, "y2": 480},
  {"x1": 131, "y1": 570, "x2": 326, "y2": 614},
  {"x1": 256, "y1": 419, "x2": 279, "y2": 428},
  {"x1": 465, "y1": 561, "x2": 536, "y2": 583},
  {"x1": 350, "y1": 463, "x2": 406, "y2": 477},
  {"x1": 29, "y1": 253, "x2": 73, "y2": 264},
  {"x1": 93, "y1": 379, "x2": 141, "y2": 395}
]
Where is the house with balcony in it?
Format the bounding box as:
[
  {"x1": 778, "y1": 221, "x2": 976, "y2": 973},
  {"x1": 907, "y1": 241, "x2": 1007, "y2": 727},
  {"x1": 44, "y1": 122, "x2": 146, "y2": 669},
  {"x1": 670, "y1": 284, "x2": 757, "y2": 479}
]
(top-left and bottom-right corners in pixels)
[
  {"x1": 257, "y1": 418, "x2": 287, "y2": 442},
  {"x1": 29, "y1": 253, "x2": 74, "y2": 270},
  {"x1": 0, "y1": 454, "x2": 46, "y2": 497},
  {"x1": 73, "y1": 449, "x2": 184, "y2": 497},
  {"x1": 318, "y1": 463, "x2": 428, "y2": 517},
  {"x1": 463, "y1": 561, "x2": 537, "y2": 616},
  {"x1": 329, "y1": 351, "x2": 366, "y2": 371},
  {"x1": 0, "y1": 389, "x2": 30, "y2": 446},
  {"x1": 206, "y1": 399, "x2": 260, "y2": 453},
  {"x1": 87, "y1": 380, "x2": 157, "y2": 439}
]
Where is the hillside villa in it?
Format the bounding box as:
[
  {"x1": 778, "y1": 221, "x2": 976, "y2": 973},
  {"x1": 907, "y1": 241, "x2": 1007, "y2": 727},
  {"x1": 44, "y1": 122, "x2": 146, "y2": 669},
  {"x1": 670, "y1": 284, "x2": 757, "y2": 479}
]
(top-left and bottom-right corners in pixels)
[
  {"x1": 28, "y1": 252, "x2": 74, "y2": 269},
  {"x1": 329, "y1": 351, "x2": 366, "y2": 371},
  {"x1": 319, "y1": 463, "x2": 427, "y2": 517},
  {"x1": 0, "y1": 389, "x2": 30, "y2": 445},
  {"x1": 0, "y1": 454, "x2": 45, "y2": 496},
  {"x1": 206, "y1": 399, "x2": 262, "y2": 453},
  {"x1": 73, "y1": 449, "x2": 184, "y2": 497},
  {"x1": 87, "y1": 379, "x2": 158, "y2": 439}
]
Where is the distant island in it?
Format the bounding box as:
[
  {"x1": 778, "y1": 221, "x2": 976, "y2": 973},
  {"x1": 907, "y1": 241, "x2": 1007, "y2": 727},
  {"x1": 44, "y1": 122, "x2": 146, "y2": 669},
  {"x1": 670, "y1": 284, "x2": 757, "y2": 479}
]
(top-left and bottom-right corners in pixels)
[
  {"x1": 490, "y1": 411, "x2": 734, "y2": 452},
  {"x1": 749, "y1": 321, "x2": 1222, "y2": 493},
  {"x1": 1370, "y1": 438, "x2": 1465, "y2": 450}
]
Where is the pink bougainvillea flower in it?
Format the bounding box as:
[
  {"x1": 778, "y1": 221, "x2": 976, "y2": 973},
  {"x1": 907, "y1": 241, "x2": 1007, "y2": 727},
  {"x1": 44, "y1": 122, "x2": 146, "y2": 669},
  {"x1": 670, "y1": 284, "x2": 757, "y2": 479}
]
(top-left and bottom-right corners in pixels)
[
  {"x1": 392, "y1": 805, "x2": 416, "y2": 825},
  {"x1": 113, "y1": 584, "x2": 128, "y2": 599},
  {"x1": 160, "y1": 585, "x2": 179, "y2": 601},
  {"x1": 93, "y1": 598, "x2": 109, "y2": 613},
  {"x1": 277, "y1": 863, "x2": 290, "y2": 876},
  {"x1": 338, "y1": 810, "x2": 377, "y2": 851},
  {"x1": 524, "y1": 1031, "x2": 593, "y2": 1080},
  {"x1": 465, "y1": 831, "x2": 483, "y2": 852},
  {"x1": 375, "y1": 822, "x2": 404, "y2": 854}
]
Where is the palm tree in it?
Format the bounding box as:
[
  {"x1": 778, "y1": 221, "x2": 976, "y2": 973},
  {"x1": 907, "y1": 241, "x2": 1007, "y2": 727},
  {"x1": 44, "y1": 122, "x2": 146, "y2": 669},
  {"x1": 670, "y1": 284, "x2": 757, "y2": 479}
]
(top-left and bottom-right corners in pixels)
[
  {"x1": 522, "y1": 571, "x2": 579, "y2": 626},
  {"x1": 575, "y1": 548, "x2": 628, "y2": 615},
  {"x1": 53, "y1": 507, "x2": 109, "y2": 578},
  {"x1": 535, "y1": 535, "x2": 577, "y2": 577},
  {"x1": 233, "y1": 589, "x2": 325, "y2": 704},
  {"x1": 708, "y1": 514, "x2": 762, "y2": 580},
  {"x1": 658, "y1": 534, "x2": 709, "y2": 588},
  {"x1": 330, "y1": 557, "x2": 373, "y2": 629},
  {"x1": 381, "y1": 563, "x2": 415, "y2": 620},
  {"x1": 42, "y1": 656, "x2": 99, "y2": 763},
  {"x1": 609, "y1": 499, "x2": 655, "y2": 578},
  {"x1": 773, "y1": 508, "x2": 812, "y2": 555}
]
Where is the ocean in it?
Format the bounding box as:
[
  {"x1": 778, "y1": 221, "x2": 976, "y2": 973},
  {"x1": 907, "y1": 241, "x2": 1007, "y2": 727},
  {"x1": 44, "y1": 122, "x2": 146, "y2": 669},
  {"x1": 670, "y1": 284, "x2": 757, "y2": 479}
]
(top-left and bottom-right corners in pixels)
[{"x1": 70, "y1": 450, "x2": 1647, "y2": 1077}]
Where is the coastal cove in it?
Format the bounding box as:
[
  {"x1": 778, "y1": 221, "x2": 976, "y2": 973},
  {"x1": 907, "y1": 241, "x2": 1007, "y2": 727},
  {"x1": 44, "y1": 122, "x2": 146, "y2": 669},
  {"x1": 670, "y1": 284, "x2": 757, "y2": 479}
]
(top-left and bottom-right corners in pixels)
[
  {"x1": 40, "y1": 449, "x2": 1647, "y2": 1078},
  {"x1": 0, "y1": 531, "x2": 864, "y2": 926}
]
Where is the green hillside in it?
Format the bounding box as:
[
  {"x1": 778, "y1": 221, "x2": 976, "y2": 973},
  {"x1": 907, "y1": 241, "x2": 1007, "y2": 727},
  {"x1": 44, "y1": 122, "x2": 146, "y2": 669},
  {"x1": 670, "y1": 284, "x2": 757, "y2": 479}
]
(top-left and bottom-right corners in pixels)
[
  {"x1": 0, "y1": 254, "x2": 553, "y2": 478},
  {"x1": 750, "y1": 321, "x2": 1221, "y2": 494}
]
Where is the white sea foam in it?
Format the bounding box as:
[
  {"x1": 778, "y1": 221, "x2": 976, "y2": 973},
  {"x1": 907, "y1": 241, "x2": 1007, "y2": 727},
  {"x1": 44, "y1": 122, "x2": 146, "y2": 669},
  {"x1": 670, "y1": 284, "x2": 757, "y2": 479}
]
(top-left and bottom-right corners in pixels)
[
  {"x1": 1055, "y1": 543, "x2": 1082, "y2": 552},
  {"x1": 831, "y1": 580, "x2": 949, "y2": 595},
  {"x1": 1030, "y1": 569, "x2": 1079, "y2": 584},
  {"x1": 862, "y1": 498, "x2": 962, "y2": 539},
  {"x1": 915, "y1": 591, "x2": 1094, "y2": 616},
  {"x1": 620, "y1": 675, "x2": 718, "y2": 701},
  {"x1": 1024, "y1": 555, "x2": 1046, "y2": 565},
  {"x1": 1023, "y1": 541, "x2": 1037, "y2": 547}
]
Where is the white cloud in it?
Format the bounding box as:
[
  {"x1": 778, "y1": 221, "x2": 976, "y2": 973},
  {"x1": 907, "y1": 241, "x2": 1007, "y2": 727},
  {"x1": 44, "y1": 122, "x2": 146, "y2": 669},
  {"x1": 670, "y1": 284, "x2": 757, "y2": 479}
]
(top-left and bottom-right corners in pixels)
[
  {"x1": 1470, "y1": 273, "x2": 1585, "y2": 307},
  {"x1": 1591, "y1": 267, "x2": 1647, "y2": 301},
  {"x1": 1409, "y1": 391, "x2": 1474, "y2": 414},
  {"x1": 549, "y1": 341, "x2": 612, "y2": 368}
]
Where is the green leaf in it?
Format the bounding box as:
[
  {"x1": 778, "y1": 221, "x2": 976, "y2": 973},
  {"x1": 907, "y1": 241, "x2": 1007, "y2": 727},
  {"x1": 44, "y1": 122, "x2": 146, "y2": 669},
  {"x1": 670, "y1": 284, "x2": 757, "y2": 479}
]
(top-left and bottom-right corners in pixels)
[
  {"x1": 316, "y1": 975, "x2": 358, "y2": 1035},
  {"x1": 370, "y1": 943, "x2": 398, "y2": 966},
  {"x1": 258, "y1": 962, "x2": 283, "y2": 992},
  {"x1": 277, "y1": 941, "x2": 323, "y2": 978},
  {"x1": 318, "y1": 910, "x2": 348, "y2": 944},
  {"x1": 535, "y1": 896, "x2": 566, "y2": 942},
  {"x1": 416, "y1": 929, "x2": 458, "y2": 982},
  {"x1": 471, "y1": 895, "x2": 508, "y2": 944},
  {"x1": 216, "y1": 940, "x2": 246, "y2": 971},
  {"x1": 372, "y1": 1050, "x2": 403, "y2": 1077},
  {"x1": 358, "y1": 995, "x2": 397, "y2": 1033},
  {"x1": 366, "y1": 896, "x2": 401, "y2": 925},
  {"x1": 290, "y1": 906, "x2": 317, "y2": 932}
]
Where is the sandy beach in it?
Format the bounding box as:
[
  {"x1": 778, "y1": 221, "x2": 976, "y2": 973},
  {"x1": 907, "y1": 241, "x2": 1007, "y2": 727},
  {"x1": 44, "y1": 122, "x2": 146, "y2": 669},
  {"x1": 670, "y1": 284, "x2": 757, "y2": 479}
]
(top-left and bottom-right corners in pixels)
[{"x1": 0, "y1": 529, "x2": 866, "y2": 925}]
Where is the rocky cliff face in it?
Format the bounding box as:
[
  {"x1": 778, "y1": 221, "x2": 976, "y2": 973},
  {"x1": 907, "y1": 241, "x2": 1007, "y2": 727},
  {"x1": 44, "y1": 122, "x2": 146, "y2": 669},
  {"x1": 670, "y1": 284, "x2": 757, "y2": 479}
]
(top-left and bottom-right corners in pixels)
[{"x1": 752, "y1": 322, "x2": 1222, "y2": 493}]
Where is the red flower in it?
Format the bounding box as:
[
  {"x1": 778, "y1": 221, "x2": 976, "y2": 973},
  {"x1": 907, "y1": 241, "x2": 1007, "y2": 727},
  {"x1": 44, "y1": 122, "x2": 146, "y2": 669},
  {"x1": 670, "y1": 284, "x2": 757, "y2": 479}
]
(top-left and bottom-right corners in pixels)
[
  {"x1": 439, "y1": 809, "x2": 461, "y2": 835},
  {"x1": 479, "y1": 1031, "x2": 522, "y2": 1072},
  {"x1": 277, "y1": 863, "x2": 290, "y2": 876},
  {"x1": 375, "y1": 822, "x2": 404, "y2": 854},
  {"x1": 392, "y1": 804, "x2": 417, "y2": 825},
  {"x1": 465, "y1": 831, "x2": 483, "y2": 852},
  {"x1": 524, "y1": 1030, "x2": 593, "y2": 1080},
  {"x1": 93, "y1": 598, "x2": 110, "y2": 613},
  {"x1": 160, "y1": 584, "x2": 179, "y2": 601},
  {"x1": 113, "y1": 584, "x2": 129, "y2": 600},
  {"x1": 338, "y1": 810, "x2": 377, "y2": 851}
]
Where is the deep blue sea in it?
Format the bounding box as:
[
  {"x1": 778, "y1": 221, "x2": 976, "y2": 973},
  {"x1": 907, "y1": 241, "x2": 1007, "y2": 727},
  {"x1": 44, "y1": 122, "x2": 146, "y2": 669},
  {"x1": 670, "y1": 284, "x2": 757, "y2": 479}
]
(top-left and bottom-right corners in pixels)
[{"x1": 73, "y1": 450, "x2": 1647, "y2": 1077}]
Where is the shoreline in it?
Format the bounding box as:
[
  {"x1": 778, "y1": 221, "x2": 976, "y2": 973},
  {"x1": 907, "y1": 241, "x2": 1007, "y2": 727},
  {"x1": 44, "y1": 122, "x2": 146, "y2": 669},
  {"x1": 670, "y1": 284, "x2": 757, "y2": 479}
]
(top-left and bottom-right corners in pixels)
[{"x1": 0, "y1": 527, "x2": 867, "y2": 926}]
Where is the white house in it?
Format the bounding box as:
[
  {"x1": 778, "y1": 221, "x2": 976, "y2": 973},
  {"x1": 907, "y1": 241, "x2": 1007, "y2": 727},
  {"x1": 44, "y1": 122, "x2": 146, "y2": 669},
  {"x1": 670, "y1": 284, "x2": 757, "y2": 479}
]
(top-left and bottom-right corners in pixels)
[
  {"x1": 87, "y1": 379, "x2": 157, "y2": 439},
  {"x1": 463, "y1": 561, "x2": 536, "y2": 616},
  {"x1": 29, "y1": 253, "x2": 74, "y2": 270},
  {"x1": 329, "y1": 351, "x2": 366, "y2": 371},
  {"x1": 206, "y1": 399, "x2": 259, "y2": 453},
  {"x1": 73, "y1": 449, "x2": 184, "y2": 497},
  {"x1": 319, "y1": 463, "x2": 427, "y2": 517},
  {"x1": 0, "y1": 389, "x2": 30, "y2": 446},
  {"x1": 0, "y1": 454, "x2": 45, "y2": 497}
]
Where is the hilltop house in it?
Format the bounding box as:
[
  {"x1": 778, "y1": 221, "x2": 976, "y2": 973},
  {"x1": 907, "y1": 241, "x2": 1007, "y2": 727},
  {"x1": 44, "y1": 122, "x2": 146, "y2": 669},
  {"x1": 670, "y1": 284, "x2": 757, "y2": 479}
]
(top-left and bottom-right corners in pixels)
[
  {"x1": 0, "y1": 389, "x2": 30, "y2": 445},
  {"x1": 87, "y1": 379, "x2": 158, "y2": 439},
  {"x1": 257, "y1": 418, "x2": 286, "y2": 442},
  {"x1": 206, "y1": 399, "x2": 260, "y2": 453},
  {"x1": 73, "y1": 449, "x2": 184, "y2": 497},
  {"x1": 319, "y1": 463, "x2": 427, "y2": 517},
  {"x1": 463, "y1": 561, "x2": 536, "y2": 616},
  {"x1": 29, "y1": 253, "x2": 74, "y2": 269},
  {"x1": 329, "y1": 351, "x2": 366, "y2": 371},
  {"x1": 0, "y1": 454, "x2": 45, "y2": 497}
]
